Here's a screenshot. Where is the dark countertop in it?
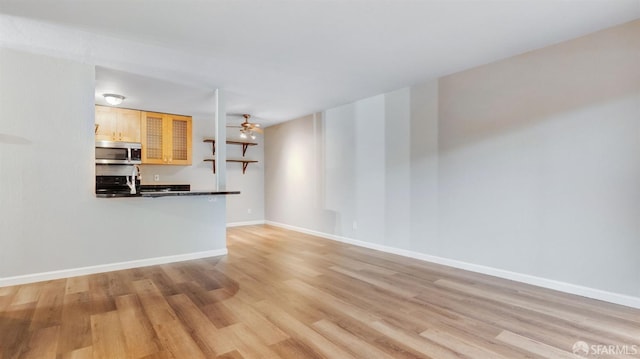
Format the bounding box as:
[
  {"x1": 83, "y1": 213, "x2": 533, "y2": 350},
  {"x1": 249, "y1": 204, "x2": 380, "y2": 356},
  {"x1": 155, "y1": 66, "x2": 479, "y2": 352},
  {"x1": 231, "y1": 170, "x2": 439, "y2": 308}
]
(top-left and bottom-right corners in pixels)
[
  {"x1": 97, "y1": 184, "x2": 240, "y2": 198},
  {"x1": 140, "y1": 183, "x2": 191, "y2": 192},
  {"x1": 140, "y1": 190, "x2": 240, "y2": 198}
]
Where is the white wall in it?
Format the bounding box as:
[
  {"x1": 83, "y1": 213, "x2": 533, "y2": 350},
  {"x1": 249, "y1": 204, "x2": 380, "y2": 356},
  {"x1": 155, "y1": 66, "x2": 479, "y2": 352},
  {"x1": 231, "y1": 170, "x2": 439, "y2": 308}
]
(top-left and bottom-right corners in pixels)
[
  {"x1": 437, "y1": 20, "x2": 640, "y2": 295},
  {"x1": 265, "y1": 114, "x2": 321, "y2": 229},
  {"x1": 409, "y1": 81, "x2": 439, "y2": 254},
  {"x1": 0, "y1": 48, "x2": 227, "y2": 280},
  {"x1": 265, "y1": 20, "x2": 640, "y2": 302}
]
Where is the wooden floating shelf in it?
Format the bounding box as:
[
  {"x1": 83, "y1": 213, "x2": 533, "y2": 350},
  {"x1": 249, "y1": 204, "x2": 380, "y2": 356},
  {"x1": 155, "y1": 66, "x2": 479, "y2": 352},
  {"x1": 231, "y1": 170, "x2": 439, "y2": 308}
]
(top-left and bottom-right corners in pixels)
[
  {"x1": 203, "y1": 138, "x2": 257, "y2": 157},
  {"x1": 204, "y1": 158, "x2": 258, "y2": 174},
  {"x1": 203, "y1": 138, "x2": 258, "y2": 174}
]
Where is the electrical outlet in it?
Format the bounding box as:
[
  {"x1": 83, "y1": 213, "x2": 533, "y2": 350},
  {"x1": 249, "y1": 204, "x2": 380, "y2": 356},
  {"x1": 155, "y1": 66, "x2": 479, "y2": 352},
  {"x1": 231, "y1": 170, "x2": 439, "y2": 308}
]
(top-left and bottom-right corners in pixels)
[
  {"x1": 352, "y1": 221, "x2": 358, "y2": 230},
  {"x1": 247, "y1": 208, "x2": 252, "y2": 214},
  {"x1": 154, "y1": 174, "x2": 160, "y2": 182}
]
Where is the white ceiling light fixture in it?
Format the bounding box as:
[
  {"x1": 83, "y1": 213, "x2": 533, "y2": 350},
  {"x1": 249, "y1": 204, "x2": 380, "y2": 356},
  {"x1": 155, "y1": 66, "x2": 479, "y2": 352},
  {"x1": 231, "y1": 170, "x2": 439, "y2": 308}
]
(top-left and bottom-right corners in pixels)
[
  {"x1": 239, "y1": 128, "x2": 256, "y2": 140},
  {"x1": 103, "y1": 93, "x2": 125, "y2": 106}
]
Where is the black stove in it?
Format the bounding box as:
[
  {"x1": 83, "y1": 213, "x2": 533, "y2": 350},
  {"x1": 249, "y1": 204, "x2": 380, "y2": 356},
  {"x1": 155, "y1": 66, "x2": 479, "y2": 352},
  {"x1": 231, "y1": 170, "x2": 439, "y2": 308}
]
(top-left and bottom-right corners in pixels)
[{"x1": 95, "y1": 175, "x2": 140, "y2": 197}]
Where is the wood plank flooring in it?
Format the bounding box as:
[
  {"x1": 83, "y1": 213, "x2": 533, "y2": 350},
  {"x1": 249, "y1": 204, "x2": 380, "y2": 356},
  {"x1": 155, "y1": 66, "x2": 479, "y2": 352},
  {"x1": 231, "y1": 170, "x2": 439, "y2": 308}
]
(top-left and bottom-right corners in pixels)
[{"x1": 1, "y1": 225, "x2": 638, "y2": 358}]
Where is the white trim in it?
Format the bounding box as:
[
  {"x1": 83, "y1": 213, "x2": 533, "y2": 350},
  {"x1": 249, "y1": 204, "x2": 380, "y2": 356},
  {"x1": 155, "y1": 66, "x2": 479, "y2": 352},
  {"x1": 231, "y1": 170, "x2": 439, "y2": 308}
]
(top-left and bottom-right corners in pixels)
[
  {"x1": 265, "y1": 221, "x2": 640, "y2": 309},
  {"x1": 0, "y1": 249, "x2": 228, "y2": 287},
  {"x1": 227, "y1": 220, "x2": 266, "y2": 227}
]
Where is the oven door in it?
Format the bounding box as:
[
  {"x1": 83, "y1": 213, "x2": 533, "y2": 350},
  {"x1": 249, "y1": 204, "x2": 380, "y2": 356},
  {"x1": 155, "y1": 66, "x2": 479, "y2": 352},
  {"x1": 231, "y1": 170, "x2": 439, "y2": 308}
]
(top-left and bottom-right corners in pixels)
[
  {"x1": 96, "y1": 165, "x2": 141, "y2": 197},
  {"x1": 95, "y1": 176, "x2": 141, "y2": 197}
]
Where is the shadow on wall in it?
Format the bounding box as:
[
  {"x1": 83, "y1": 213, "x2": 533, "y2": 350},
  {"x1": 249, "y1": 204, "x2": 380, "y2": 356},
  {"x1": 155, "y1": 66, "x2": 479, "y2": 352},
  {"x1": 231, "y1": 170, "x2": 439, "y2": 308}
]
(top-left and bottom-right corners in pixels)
[
  {"x1": 0, "y1": 134, "x2": 31, "y2": 145},
  {"x1": 438, "y1": 20, "x2": 640, "y2": 153}
]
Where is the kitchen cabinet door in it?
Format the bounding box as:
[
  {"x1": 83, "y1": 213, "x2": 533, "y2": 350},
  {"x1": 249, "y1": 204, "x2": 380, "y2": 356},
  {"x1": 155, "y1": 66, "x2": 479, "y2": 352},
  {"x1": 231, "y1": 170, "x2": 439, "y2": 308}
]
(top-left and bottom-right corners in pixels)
[
  {"x1": 167, "y1": 114, "x2": 192, "y2": 165},
  {"x1": 95, "y1": 105, "x2": 117, "y2": 141},
  {"x1": 116, "y1": 108, "x2": 141, "y2": 142},
  {"x1": 141, "y1": 112, "x2": 192, "y2": 165},
  {"x1": 95, "y1": 106, "x2": 141, "y2": 142},
  {"x1": 141, "y1": 111, "x2": 166, "y2": 164}
]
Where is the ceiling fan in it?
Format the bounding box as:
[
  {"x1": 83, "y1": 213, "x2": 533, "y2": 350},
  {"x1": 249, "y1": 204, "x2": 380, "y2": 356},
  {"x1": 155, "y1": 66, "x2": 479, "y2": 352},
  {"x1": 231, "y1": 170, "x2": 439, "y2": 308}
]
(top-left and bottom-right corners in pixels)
[{"x1": 227, "y1": 114, "x2": 263, "y2": 139}]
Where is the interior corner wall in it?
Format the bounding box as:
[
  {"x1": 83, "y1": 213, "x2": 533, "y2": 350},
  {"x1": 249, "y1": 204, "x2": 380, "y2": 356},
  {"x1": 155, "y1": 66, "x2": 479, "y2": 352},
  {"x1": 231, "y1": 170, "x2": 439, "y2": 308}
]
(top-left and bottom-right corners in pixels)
[
  {"x1": 265, "y1": 20, "x2": 640, "y2": 299},
  {"x1": 0, "y1": 48, "x2": 227, "y2": 280},
  {"x1": 409, "y1": 81, "x2": 439, "y2": 254},
  {"x1": 265, "y1": 114, "x2": 322, "y2": 231}
]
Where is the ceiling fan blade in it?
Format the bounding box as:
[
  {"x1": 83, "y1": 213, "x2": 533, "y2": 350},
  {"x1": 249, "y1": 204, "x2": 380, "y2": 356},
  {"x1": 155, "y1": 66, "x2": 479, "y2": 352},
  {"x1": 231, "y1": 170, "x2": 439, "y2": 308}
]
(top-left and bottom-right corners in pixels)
[
  {"x1": 227, "y1": 113, "x2": 262, "y2": 130},
  {"x1": 252, "y1": 127, "x2": 264, "y2": 134}
]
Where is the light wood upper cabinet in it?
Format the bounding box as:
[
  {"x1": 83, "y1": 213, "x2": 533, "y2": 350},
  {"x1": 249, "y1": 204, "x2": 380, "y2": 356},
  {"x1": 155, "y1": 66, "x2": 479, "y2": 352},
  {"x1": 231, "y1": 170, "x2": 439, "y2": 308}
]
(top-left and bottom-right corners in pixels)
[
  {"x1": 95, "y1": 105, "x2": 141, "y2": 142},
  {"x1": 141, "y1": 111, "x2": 192, "y2": 165}
]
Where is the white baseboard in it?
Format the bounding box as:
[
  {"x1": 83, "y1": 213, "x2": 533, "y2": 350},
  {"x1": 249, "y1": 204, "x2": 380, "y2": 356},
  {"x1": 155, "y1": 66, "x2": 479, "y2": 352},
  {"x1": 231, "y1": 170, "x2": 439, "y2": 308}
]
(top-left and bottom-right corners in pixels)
[
  {"x1": 227, "y1": 220, "x2": 266, "y2": 227},
  {"x1": 265, "y1": 221, "x2": 640, "y2": 309},
  {"x1": 0, "y1": 248, "x2": 228, "y2": 287}
]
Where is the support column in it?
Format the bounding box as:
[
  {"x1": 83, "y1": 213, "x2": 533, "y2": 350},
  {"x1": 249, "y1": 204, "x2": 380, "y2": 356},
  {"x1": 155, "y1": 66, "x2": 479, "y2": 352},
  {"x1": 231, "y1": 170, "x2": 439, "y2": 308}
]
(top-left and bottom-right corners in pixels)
[{"x1": 214, "y1": 89, "x2": 227, "y2": 190}]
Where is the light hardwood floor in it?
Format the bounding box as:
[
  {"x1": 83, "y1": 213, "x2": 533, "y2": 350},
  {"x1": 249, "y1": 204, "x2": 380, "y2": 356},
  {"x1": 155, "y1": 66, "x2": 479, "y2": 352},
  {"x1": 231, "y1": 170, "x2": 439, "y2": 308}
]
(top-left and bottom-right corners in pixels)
[{"x1": 1, "y1": 225, "x2": 638, "y2": 358}]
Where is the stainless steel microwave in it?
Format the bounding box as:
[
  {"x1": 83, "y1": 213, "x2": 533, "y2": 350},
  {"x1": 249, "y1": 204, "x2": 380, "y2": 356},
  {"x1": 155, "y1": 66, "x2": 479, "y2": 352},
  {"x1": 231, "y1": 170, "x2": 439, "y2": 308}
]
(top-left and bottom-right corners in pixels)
[{"x1": 95, "y1": 141, "x2": 142, "y2": 165}]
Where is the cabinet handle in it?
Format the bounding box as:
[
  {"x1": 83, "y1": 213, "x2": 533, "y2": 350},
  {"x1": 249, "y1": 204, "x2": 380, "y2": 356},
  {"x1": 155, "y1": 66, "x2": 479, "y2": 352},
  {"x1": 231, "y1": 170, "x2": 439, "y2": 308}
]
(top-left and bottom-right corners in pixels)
[
  {"x1": 169, "y1": 157, "x2": 172, "y2": 163},
  {"x1": 112, "y1": 132, "x2": 116, "y2": 140},
  {"x1": 119, "y1": 132, "x2": 122, "y2": 140}
]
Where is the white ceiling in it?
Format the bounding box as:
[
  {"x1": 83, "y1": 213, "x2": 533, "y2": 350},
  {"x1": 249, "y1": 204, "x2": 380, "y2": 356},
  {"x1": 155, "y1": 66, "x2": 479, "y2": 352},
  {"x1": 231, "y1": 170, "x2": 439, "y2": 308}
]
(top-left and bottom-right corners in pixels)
[{"x1": 1, "y1": 0, "x2": 639, "y2": 126}]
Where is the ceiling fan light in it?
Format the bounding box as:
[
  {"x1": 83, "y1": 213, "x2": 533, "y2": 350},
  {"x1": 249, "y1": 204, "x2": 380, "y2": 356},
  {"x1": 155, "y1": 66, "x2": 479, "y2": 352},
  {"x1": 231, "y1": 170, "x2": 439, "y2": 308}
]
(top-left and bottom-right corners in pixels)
[
  {"x1": 240, "y1": 131, "x2": 247, "y2": 139},
  {"x1": 103, "y1": 93, "x2": 125, "y2": 105},
  {"x1": 250, "y1": 134, "x2": 256, "y2": 140}
]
